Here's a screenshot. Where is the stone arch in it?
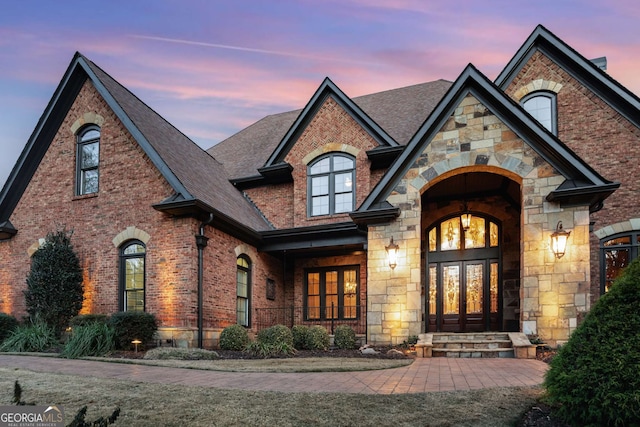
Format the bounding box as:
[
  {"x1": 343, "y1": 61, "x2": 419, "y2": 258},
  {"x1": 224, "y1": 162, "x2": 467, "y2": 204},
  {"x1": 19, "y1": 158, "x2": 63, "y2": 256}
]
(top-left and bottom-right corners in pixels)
[
  {"x1": 302, "y1": 143, "x2": 360, "y2": 165},
  {"x1": 234, "y1": 243, "x2": 258, "y2": 260},
  {"x1": 594, "y1": 218, "x2": 640, "y2": 240},
  {"x1": 70, "y1": 112, "x2": 105, "y2": 134},
  {"x1": 417, "y1": 165, "x2": 523, "y2": 196},
  {"x1": 27, "y1": 238, "x2": 46, "y2": 257},
  {"x1": 112, "y1": 226, "x2": 151, "y2": 248},
  {"x1": 513, "y1": 79, "x2": 563, "y2": 101}
]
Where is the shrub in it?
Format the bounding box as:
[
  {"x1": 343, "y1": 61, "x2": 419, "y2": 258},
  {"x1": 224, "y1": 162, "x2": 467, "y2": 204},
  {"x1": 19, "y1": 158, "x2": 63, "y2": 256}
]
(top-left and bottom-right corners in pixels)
[
  {"x1": 69, "y1": 314, "x2": 109, "y2": 327},
  {"x1": 61, "y1": 322, "x2": 115, "y2": 358},
  {"x1": 0, "y1": 319, "x2": 57, "y2": 352},
  {"x1": 0, "y1": 313, "x2": 19, "y2": 343},
  {"x1": 245, "y1": 340, "x2": 295, "y2": 358},
  {"x1": 219, "y1": 324, "x2": 249, "y2": 351},
  {"x1": 305, "y1": 325, "x2": 330, "y2": 350},
  {"x1": 545, "y1": 257, "x2": 640, "y2": 426},
  {"x1": 291, "y1": 325, "x2": 309, "y2": 350},
  {"x1": 24, "y1": 229, "x2": 83, "y2": 335},
  {"x1": 257, "y1": 324, "x2": 293, "y2": 347},
  {"x1": 333, "y1": 325, "x2": 356, "y2": 349},
  {"x1": 109, "y1": 312, "x2": 158, "y2": 350},
  {"x1": 144, "y1": 347, "x2": 220, "y2": 360}
]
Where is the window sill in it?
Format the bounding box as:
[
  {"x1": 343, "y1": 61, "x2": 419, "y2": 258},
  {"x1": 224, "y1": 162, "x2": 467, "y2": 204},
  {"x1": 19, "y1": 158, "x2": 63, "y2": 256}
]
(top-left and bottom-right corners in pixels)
[{"x1": 72, "y1": 192, "x2": 99, "y2": 201}]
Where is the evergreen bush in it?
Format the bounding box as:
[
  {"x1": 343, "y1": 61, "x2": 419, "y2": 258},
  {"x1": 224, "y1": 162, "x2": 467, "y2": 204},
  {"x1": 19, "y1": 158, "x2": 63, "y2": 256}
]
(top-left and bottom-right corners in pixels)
[
  {"x1": 544, "y1": 257, "x2": 640, "y2": 426},
  {"x1": 245, "y1": 340, "x2": 295, "y2": 358},
  {"x1": 257, "y1": 324, "x2": 293, "y2": 347},
  {"x1": 109, "y1": 311, "x2": 158, "y2": 350},
  {"x1": 291, "y1": 325, "x2": 309, "y2": 350},
  {"x1": 0, "y1": 319, "x2": 57, "y2": 352},
  {"x1": 333, "y1": 325, "x2": 357, "y2": 349},
  {"x1": 0, "y1": 313, "x2": 19, "y2": 343},
  {"x1": 24, "y1": 229, "x2": 83, "y2": 335},
  {"x1": 219, "y1": 324, "x2": 249, "y2": 351},
  {"x1": 61, "y1": 322, "x2": 115, "y2": 358},
  {"x1": 305, "y1": 325, "x2": 330, "y2": 350},
  {"x1": 144, "y1": 347, "x2": 220, "y2": 360}
]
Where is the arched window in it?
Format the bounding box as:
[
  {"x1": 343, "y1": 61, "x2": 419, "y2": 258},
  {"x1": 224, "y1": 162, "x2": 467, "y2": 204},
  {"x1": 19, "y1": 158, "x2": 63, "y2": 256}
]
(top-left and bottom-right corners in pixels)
[
  {"x1": 308, "y1": 153, "x2": 355, "y2": 216},
  {"x1": 600, "y1": 232, "x2": 640, "y2": 294},
  {"x1": 76, "y1": 125, "x2": 100, "y2": 195},
  {"x1": 521, "y1": 91, "x2": 557, "y2": 135},
  {"x1": 119, "y1": 240, "x2": 146, "y2": 312},
  {"x1": 236, "y1": 255, "x2": 252, "y2": 326}
]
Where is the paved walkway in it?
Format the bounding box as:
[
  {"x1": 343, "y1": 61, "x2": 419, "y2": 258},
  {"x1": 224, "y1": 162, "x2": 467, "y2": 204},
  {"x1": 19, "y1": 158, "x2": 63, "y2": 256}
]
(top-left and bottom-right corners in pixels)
[{"x1": 0, "y1": 355, "x2": 548, "y2": 395}]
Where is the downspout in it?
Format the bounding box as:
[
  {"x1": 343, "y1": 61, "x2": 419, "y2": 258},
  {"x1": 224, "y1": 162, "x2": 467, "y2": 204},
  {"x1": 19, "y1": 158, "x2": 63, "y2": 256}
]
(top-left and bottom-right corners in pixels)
[{"x1": 195, "y1": 213, "x2": 215, "y2": 349}]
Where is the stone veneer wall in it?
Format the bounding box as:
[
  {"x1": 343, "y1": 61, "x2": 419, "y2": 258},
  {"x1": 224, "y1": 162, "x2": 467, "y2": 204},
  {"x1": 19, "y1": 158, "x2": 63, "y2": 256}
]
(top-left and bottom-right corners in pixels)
[{"x1": 366, "y1": 93, "x2": 591, "y2": 346}]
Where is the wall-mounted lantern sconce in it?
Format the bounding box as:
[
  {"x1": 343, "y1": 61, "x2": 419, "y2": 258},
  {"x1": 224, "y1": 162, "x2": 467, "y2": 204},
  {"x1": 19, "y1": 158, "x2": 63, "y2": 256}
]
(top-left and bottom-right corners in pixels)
[
  {"x1": 460, "y1": 202, "x2": 472, "y2": 232},
  {"x1": 550, "y1": 221, "x2": 571, "y2": 259},
  {"x1": 385, "y1": 237, "x2": 399, "y2": 269}
]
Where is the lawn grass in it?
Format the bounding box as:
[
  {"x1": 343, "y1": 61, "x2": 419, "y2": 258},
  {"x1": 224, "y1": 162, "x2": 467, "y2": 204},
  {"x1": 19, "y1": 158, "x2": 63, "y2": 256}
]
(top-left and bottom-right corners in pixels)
[{"x1": 0, "y1": 364, "x2": 541, "y2": 426}]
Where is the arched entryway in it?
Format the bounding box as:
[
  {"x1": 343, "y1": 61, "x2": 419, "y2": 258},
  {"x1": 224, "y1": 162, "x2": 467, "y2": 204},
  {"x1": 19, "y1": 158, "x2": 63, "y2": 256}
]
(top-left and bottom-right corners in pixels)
[{"x1": 421, "y1": 170, "x2": 521, "y2": 333}]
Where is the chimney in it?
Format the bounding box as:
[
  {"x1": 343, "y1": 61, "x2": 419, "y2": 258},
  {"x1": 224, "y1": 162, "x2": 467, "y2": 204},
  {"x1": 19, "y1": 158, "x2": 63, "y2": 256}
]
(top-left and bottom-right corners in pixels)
[{"x1": 590, "y1": 56, "x2": 607, "y2": 71}]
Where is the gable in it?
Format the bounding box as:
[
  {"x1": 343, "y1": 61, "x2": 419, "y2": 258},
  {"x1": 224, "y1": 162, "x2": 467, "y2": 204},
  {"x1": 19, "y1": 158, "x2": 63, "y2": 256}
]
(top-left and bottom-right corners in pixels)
[
  {"x1": 0, "y1": 52, "x2": 271, "y2": 243},
  {"x1": 353, "y1": 64, "x2": 619, "y2": 224}
]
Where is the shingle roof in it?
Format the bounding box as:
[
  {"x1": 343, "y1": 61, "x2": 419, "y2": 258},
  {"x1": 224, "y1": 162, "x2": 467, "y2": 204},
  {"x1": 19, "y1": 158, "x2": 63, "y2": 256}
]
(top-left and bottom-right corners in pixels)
[
  {"x1": 208, "y1": 79, "x2": 453, "y2": 180},
  {"x1": 83, "y1": 56, "x2": 272, "y2": 232}
]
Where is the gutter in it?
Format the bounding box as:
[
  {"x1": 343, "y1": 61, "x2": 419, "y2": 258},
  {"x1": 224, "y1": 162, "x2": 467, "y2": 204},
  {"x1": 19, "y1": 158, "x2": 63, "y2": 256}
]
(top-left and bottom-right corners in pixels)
[{"x1": 195, "y1": 213, "x2": 215, "y2": 348}]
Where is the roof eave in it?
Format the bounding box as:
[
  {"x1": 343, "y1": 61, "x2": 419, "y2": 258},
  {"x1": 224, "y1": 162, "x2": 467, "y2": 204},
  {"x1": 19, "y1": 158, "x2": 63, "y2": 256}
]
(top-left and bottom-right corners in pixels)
[
  {"x1": 546, "y1": 182, "x2": 620, "y2": 212},
  {"x1": 0, "y1": 220, "x2": 18, "y2": 241}
]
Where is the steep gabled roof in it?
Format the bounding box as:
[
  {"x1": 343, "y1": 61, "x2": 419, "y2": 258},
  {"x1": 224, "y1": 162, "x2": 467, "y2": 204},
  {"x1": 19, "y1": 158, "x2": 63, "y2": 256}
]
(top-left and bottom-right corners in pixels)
[
  {"x1": 353, "y1": 64, "x2": 619, "y2": 224},
  {"x1": 208, "y1": 79, "x2": 452, "y2": 181},
  {"x1": 0, "y1": 52, "x2": 271, "y2": 241},
  {"x1": 496, "y1": 25, "x2": 640, "y2": 129}
]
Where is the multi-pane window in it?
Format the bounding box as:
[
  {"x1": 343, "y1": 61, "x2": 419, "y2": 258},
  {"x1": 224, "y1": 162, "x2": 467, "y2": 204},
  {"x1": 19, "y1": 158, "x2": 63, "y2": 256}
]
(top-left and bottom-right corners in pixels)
[
  {"x1": 601, "y1": 232, "x2": 640, "y2": 294},
  {"x1": 308, "y1": 153, "x2": 355, "y2": 216},
  {"x1": 237, "y1": 255, "x2": 251, "y2": 326},
  {"x1": 521, "y1": 92, "x2": 557, "y2": 135},
  {"x1": 120, "y1": 240, "x2": 145, "y2": 312},
  {"x1": 305, "y1": 266, "x2": 358, "y2": 320},
  {"x1": 76, "y1": 126, "x2": 100, "y2": 195}
]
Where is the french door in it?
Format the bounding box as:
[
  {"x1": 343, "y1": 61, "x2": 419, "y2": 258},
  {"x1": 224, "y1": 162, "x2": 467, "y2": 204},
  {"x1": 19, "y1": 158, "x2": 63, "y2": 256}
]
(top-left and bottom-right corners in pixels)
[{"x1": 426, "y1": 215, "x2": 501, "y2": 332}]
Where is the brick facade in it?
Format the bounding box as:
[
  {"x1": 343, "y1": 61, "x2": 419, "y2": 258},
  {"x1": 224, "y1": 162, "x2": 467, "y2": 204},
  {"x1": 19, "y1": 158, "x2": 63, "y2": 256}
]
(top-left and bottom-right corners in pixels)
[
  {"x1": 0, "y1": 81, "x2": 283, "y2": 348},
  {"x1": 504, "y1": 50, "x2": 640, "y2": 304}
]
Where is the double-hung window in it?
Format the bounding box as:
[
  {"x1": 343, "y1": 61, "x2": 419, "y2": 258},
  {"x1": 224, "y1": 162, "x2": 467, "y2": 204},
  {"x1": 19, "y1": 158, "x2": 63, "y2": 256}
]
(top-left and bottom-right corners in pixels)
[
  {"x1": 308, "y1": 153, "x2": 355, "y2": 216},
  {"x1": 237, "y1": 255, "x2": 251, "y2": 326},
  {"x1": 120, "y1": 240, "x2": 146, "y2": 312},
  {"x1": 76, "y1": 126, "x2": 100, "y2": 195}
]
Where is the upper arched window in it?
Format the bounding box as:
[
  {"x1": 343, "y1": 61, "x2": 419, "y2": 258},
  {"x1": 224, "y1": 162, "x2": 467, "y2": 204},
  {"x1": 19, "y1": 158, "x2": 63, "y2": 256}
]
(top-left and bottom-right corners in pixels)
[
  {"x1": 76, "y1": 126, "x2": 100, "y2": 195},
  {"x1": 308, "y1": 153, "x2": 355, "y2": 216},
  {"x1": 119, "y1": 240, "x2": 146, "y2": 312},
  {"x1": 521, "y1": 92, "x2": 557, "y2": 135}
]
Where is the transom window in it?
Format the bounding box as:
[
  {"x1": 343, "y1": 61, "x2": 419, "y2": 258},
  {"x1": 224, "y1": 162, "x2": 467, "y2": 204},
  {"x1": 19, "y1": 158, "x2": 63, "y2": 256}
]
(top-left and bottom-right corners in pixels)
[
  {"x1": 119, "y1": 240, "x2": 146, "y2": 312},
  {"x1": 308, "y1": 153, "x2": 355, "y2": 216},
  {"x1": 600, "y1": 232, "x2": 640, "y2": 294},
  {"x1": 76, "y1": 126, "x2": 100, "y2": 195},
  {"x1": 237, "y1": 255, "x2": 252, "y2": 326},
  {"x1": 521, "y1": 91, "x2": 557, "y2": 135},
  {"x1": 305, "y1": 266, "x2": 358, "y2": 320}
]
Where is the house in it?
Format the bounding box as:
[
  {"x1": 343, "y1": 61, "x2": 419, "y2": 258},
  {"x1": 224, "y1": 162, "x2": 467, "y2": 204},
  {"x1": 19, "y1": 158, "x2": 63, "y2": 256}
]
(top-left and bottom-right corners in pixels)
[{"x1": 1, "y1": 25, "x2": 638, "y2": 349}]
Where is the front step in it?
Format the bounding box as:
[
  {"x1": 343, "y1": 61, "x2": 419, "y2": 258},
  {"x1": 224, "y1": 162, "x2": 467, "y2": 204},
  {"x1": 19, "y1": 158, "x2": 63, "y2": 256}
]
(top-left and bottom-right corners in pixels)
[
  {"x1": 415, "y1": 332, "x2": 535, "y2": 358},
  {"x1": 432, "y1": 333, "x2": 513, "y2": 358}
]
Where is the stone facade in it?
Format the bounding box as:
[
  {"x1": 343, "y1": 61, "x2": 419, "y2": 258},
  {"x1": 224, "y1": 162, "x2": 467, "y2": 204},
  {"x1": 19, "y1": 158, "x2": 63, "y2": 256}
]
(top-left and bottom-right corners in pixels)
[{"x1": 366, "y1": 94, "x2": 591, "y2": 346}]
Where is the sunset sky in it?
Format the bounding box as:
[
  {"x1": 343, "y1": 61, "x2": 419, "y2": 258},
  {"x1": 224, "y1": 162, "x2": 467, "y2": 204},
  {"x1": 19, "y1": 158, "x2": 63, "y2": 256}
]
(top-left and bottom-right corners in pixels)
[{"x1": 0, "y1": 0, "x2": 638, "y2": 187}]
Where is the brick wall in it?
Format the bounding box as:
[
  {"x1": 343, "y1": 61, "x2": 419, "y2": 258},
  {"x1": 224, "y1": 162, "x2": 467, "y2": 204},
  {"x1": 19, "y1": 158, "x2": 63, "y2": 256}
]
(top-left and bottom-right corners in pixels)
[
  {"x1": 504, "y1": 50, "x2": 640, "y2": 303},
  {"x1": 0, "y1": 81, "x2": 283, "y2": 345}
]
